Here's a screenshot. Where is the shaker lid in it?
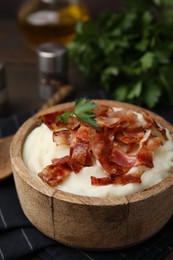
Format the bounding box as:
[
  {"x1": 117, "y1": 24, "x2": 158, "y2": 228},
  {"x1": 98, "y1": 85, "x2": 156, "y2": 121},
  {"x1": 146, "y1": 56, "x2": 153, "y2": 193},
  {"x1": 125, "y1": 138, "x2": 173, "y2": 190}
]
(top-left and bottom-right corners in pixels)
[
  {"x1": 42, "y1": 0, "x2": 59, "y2": 3},
  {"x1": 0, "y1": 63, "x2": 6, "y2": 89},
  {"x1": 37, "y1": 43, "x2": 67, "y2": 74}
]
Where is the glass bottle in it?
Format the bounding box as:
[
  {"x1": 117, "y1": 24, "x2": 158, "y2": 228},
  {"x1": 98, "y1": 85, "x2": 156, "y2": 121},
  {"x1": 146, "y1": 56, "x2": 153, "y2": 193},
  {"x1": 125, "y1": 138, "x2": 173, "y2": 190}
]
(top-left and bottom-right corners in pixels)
[{"x1": 17, "y1": 0, "x2": 89, "y2": 48}]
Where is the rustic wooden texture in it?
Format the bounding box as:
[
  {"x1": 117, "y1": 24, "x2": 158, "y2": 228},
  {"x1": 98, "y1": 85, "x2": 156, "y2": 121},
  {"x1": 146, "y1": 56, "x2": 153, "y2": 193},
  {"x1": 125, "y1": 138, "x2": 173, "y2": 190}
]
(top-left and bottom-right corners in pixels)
[
  {"x1": 53, "y1": 191, "x2": 128, "y2": 249},
  {"x1": 13, "y1": 159, "x2": 55, "y2": 239},
  {"x1": 0, "y1": 135, "x2": 13, "y2": 180},
  {"x1": 11, "y1": 117, "x2": 56, "y2": 239},
  {"x1": 10, "y1": 100, "x2": 173, "y2": 250},
  {"x1": 126, "y1": 175, "x2": 173, "y2": 245}
]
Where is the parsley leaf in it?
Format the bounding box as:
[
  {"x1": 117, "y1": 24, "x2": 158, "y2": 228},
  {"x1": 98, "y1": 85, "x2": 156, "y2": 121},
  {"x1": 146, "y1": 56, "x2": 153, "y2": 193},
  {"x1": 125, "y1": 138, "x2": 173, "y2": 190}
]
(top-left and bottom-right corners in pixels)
[
  {"x1": 140, "y1": 52, "x2": 155, "y2": 71},
  {"x1": 68, "y1": 1, "x2": 173, "y2": 108},
  {"x1": 75, "y1": 97, "x2": 98, "y2": 114},
  {"x1": 57, "y1": 112, "x2": 72, "y2": 123},
  {"x1": 56, "y1": 98, "x2": 99, "y2": 130}
]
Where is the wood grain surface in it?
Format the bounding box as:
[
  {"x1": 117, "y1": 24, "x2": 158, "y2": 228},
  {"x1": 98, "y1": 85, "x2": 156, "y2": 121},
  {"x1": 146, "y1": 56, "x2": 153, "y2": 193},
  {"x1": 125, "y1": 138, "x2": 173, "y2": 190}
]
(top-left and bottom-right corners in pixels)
[{"x1": 0, "y1": 135, "x2": 13, "y2": 180}]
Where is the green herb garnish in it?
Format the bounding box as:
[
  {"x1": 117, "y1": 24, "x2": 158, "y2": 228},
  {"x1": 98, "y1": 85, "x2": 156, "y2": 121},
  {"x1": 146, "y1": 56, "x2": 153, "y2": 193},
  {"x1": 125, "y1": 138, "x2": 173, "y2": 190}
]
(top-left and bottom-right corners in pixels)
[
  {"x1": 68, "y1": 0, "x2": 173, "y2": 108},
  {"x1": 56, "y1": 98, "x2": 99, "y2": 130}
]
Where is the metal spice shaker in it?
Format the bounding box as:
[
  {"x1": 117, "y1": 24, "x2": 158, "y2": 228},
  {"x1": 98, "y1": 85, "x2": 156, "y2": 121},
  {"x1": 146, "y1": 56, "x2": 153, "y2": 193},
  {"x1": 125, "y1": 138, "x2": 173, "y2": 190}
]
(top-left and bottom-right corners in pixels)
[
  {"x1": 0, "y1": 63, "x2": 8, "y2": 117},
  {"x1": 37, "y1": 43, "x2": 68, "y2": 101}
]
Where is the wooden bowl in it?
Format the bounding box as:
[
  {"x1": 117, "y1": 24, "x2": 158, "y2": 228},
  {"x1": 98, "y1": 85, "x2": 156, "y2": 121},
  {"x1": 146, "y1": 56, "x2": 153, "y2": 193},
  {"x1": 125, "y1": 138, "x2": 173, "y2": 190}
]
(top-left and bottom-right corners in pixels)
[{"x1": 10, "y1": 100, "x2": 173, "y2": 250}]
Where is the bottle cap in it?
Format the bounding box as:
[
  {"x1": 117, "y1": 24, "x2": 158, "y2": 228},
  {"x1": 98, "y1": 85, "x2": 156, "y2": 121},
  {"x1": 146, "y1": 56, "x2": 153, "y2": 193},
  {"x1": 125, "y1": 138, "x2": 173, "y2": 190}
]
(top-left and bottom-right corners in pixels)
[
  {"x1": 37, "y1": 43, "x2": 68, "y2": 75},
  {"x1": 0, "y1": 63, "x2": 6, "y2": 90}
]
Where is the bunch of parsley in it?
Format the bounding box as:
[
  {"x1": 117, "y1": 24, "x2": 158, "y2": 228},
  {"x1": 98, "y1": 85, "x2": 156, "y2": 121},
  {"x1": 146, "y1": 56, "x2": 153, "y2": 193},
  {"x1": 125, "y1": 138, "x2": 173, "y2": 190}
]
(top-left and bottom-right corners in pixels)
[{"x1": 68, "y1": 0, "x2": 173, "y2": 108}]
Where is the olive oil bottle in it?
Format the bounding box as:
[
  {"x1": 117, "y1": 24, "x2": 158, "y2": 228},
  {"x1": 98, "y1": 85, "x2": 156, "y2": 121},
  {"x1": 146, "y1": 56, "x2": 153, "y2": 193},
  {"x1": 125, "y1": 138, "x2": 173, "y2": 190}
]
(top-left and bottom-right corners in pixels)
[{"x1": 17, "y1": 0, "x2": 89, "y2": 48}]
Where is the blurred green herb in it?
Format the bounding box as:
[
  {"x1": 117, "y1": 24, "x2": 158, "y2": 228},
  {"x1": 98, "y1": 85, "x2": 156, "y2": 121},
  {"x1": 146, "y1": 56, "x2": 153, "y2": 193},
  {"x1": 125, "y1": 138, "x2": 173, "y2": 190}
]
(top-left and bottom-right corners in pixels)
[
  {"x1": 56, "y1": 98, "x2": 99, "y2": 129},
  {"x1": 68, "y1": 0, "x2": 173, "y2": 108}
]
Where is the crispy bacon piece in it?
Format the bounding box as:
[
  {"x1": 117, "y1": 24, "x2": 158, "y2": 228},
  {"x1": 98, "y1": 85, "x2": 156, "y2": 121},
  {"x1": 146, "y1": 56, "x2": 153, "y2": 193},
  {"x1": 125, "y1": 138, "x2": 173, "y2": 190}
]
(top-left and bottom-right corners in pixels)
[
  {"x1": 40, "y1": 110, "x2": 80, "y2": 131},
  {"x1": 135, "y1": 135, "x2": 162, "y2": 168},
  {"x1": 75, "y1": 124, "x2": 91, "y2": 141},
  {"x1": 70, "y1": 125, "x2": 93, "y2": 171},
  {"x1": 116, "y1": 130, "x2": 145, "y2": 144},
  {"x1": 90, "y1": 130, "x2": 130, "y2": 176},
  {"x1": 38, "y1": 156, "x2": 71, "y2": 187},
  {"x1": 65, "y1": 116, "x2": 80, "y2": 130},
  {"x1": 70, "y1": 140, "x2": 92, "y2": 170},
  {"x1": 70, "y1": 140, "x2": 89, "y2": 164},
  {"x1": 91, "y1": 172, "x2": 141, "y2": 186},
  {"x1": 136, "y1": 148, "x2": 154, "y2": 168},
  {"x1": 140, "y1": 111, "x2": 154, "y2": 129},
  {"x1": 89, "y1": 130, "x2": 108, "y2": 161},
  {"x1": 97, "y1": 116, "x2": 120, "y2": 128},
  {"x1": 91, "y1": 176, "x2": 112, "y2": 186},
  {"x1": 94, "y1": 105, "x2": 112, "y2": 117},
  {"x1": 110, "y1": 146, "x2": 136, "y2": 168},
  {"x1": 40, "y1": 111, "x2": 65, "y2": 131},
  {"x1": 108, "y1": 109, "x2": 143, "y2": 131},
  {"x1": 69, "y1": 159, "x2": 84, "y2": 174},
  {"x1": 153, "y1": 121, "x2": 168, "y2": 141},
  {"x1": 53, "y1": 129, "x2": 70, "y2": 145},
  {"x1": 113, "y1": 173, "x2": 142, "y2": 185},
  {"x1": 144, "y1": 135, "x2": 162, "y2": 150}
]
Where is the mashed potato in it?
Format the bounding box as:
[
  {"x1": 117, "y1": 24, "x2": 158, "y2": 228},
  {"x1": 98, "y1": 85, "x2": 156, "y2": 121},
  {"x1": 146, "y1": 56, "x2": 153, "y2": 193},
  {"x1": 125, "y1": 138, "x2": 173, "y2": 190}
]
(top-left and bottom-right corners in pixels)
[{"x1": 23, "y1": 121, "x2": 173, "y2": 197}]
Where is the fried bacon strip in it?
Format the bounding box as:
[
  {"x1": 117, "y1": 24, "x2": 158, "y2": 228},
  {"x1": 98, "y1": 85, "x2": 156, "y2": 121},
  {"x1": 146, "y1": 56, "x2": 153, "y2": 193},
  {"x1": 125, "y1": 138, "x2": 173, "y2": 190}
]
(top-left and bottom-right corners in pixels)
[
  {"x1": 39, "y1": 105, "x2": 167, "y2": 187},
  {"x1": 91, "y1": 173, "x2": 142, "y2": 186},
  {"x1": 110, "y1": 146, "x2": 136, "y2": 168},
  {"x1": 38, "y1": 156, "x2": 71, "y2": 187},
  {"x1": 53, "y1": 129, "x2": 70, "y2": 145}
]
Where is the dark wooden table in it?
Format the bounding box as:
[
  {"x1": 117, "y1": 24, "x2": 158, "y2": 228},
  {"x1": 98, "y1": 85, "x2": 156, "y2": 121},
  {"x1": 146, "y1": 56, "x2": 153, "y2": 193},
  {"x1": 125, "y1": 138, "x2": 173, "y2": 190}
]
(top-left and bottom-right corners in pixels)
[{"x1": 0, "y1": 20, "x2": 38, "y2": 113}]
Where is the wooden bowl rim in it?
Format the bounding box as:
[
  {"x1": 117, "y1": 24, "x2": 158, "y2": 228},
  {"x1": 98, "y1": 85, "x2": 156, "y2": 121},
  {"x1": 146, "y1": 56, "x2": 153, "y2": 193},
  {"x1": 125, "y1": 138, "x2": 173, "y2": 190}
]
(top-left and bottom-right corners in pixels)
[{"x1": 10, "y1": 100, "x2": 173, "y2": 206}]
